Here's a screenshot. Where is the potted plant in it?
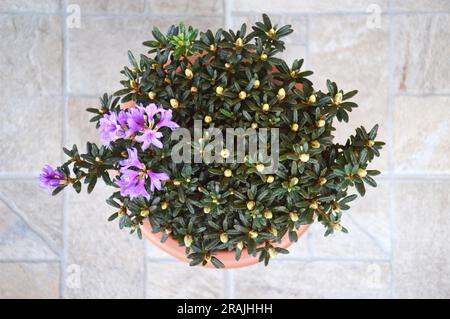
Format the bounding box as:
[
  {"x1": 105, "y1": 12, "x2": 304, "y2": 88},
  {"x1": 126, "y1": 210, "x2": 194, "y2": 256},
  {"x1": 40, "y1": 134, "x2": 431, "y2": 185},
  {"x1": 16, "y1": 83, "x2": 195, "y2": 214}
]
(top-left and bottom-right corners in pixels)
[{"x1": 39, "y1": 14, "x2": 384, "y2": 268}]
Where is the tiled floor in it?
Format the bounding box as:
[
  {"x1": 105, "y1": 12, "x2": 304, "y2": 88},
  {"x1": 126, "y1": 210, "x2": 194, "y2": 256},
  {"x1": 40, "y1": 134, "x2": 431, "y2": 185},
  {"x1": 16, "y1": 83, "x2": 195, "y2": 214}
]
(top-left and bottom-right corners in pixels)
[{"x1": 0, "y1": 0, "x2": 449, "y2": 298}]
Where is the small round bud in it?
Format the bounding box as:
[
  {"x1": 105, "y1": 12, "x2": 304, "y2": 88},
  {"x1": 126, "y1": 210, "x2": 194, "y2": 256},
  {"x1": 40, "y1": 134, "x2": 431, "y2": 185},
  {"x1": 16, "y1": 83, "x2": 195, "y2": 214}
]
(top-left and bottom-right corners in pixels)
[
  {"x1": 224, "y1": 169, "x2": 233, "y2": 177},
  {"x1": 268, "y1": 28, "x2": 276, "y2": 38},
  {"x1": 220, "y1": 149, "x2": 230, "y2": 158},
  {"x1": 299, "y1": 153, "x2": 310, "y2": 163},
  {"x1": 334, "y1": 92, "x2": 343, "y2": 105},
  {"x1": 290, "y1": 177, "x2": 299, "y2": 186},
  {"x1": 367, "y1": 140, "x2": 375, "y2": 147},
  {"x1": 291, "y1": 123, "x2": 299, "y2": 132},
  {"x1": 309, "y1": 200, "x2": 319, "y2": 210},
  {"x1": 173, "y1": 180, "x2": 181, "y2": 186},
  {"x1": 266, "y1": 175, "x2": 275, "y2": 184},
  {"x1": 216, "y1": 86, "x2": 224, "y2": 95},
  {"x1": 269, "y1": 226, "x2": 278, "y2": 237},
  {"x1": 262, "y1": 103, "x2": 270, "y2": 112},
  {"x1": 170, "y1": 98, "x2": 179, "y2": 109},
  {"x1": 263, "y1": 210, "x2": 273, "y2": 219},
  {"x1": 311, "y1": 140, "x2": 321, "y2": 149},
  {"x1": 204, "y1": 115, "x2": 212, "y2": 124},
  {"x1": 220, "y1": 232, "x2": 229, "y2": 243},
  {"x1": 253, "y1": 79, "x2": 260, "y2": 89},
  {"x1": 184, "y1": 234, "x2": 193, "y2": 247},
  {"x1": 308, "y1": 94, "x2": 316, "y2": 104},
  {"x1": 289, "y1": 212, "x2": 299, "y2": 222},
  {"x1": 129, "y1": 80, "x2": 138, "y2": 90},
  {"x1": 225, "y1": 63, "x2": 232, "y2": 69},
  {"x1": 239, "y1": 91, "x2": 247, "y2": 100},
  {"x1": 237, "y1": 241, "x2": 244, "y2": 250},
  {"x1": 251, "y1": 122, "x2": 258, "y2": 129},
  {"x1": 148, "y1": 91, "x2": 156, "y2": 100},
  {"x1": 256, "y1": 163, "x2": 265, "y2": 172},
  {"x1": 290, "y1": 70, "x2": 297, "y2": 78},
  {"x1": 204, "y1": 253, "x2": 212, "y2": 262},
  {"x1": 357, "y1": 168, "x2": 367, "y2": 178},
  {"x1": 268, "y1": 247, "x2": 278, "y2": 258},
  {"x1": 318, "y1": 177, "x2": 327, "y2": 186},
  {"x1": 184, "y1": 68, "x2": 193, "y2": 80},
  {"x1": 235, "y1": 37, "x2": 244, "y2": 48},
  {"x1": 164, "y1": 227, "x2": 172, "y2": 235},
  {"x1": 260, "y1": 53, "x2": 268, "y2": 61},
  {"x1": 95, "y1": 156, "x2": 101, "y2": 162},
  {"x1": 246, "y1": 201, "x2": 256, "y2": 210},
  {"x1": 333, "y1": 223, "x2": 343, "y2": 232},
  {"x1": 190, "y1": 86, "x2": 198, "y2": 94},
  {"x1": 248, "y1": 230, "x2": 258, "y2": 239},
  {"x1": 140, "y1": 209, "x2": 150, "y2": 217},
  {"x1": 203, "y1": 207, "x2": 211, "y2": 214},
  {"x1": 316, "y1": 119, "x2": 326, "y2": 128},
  {"x1": 209, "y1": 44, "x2": 216, "y2": 52},
  {"x1": 161, "y1": 201, "x2": 169, "y2": 210},
  {"x1": 277, "y1": 88, "x2": 286, "y2": 100}
]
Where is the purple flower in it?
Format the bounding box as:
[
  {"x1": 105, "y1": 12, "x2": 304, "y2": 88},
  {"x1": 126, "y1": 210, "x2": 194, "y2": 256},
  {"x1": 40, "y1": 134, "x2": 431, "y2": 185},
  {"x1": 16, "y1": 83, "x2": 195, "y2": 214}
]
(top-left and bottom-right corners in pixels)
[
  {"x1": 119, "y1": 148, "x2": 143, "y2": 170},
  {"x1": 125, "y1": 106, "x2": 146, "y2": 136},
  {"x1": 99, "y1": 112, "x2": 121, "y2": 144},
  {"x1": 116, "y1": 169, "x2": 150, "y2": 199},
  {"x1": 135, "y1": 129, "x2": 164, "y2": 150},
  {"x1": 156, "y1": 109, "x2": 179, "y2": 130},
  {"x1": 147, "y1": 170, "x2": 170, "y2": 192},
  {"x1": 39, "y1": 165, "x2": 66, "y2": 191}
]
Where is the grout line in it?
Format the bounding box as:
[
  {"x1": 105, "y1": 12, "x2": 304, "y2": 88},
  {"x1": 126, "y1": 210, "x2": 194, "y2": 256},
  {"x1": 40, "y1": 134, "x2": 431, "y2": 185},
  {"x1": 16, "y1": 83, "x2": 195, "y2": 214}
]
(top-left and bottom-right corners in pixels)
[
  {"x1": 0, "y1": 172, "x2": 39, "y2": 179},
  {"x1": 143, "y1": 240, "x2": 149, "y2": 298},
  {"x1": 0, "y1": 259, "x2": 60, "y2": 263},
  {"x1": 395, "y1": 92, "x2": 450, "y2": 97},
  {"x1": 60, "y1": 0, "x2": 69, "y2": 299},
  {"x1": 224, "y1": 0, "x2": 232, "y2": 30},
  {"x1": 224, "y1": 270, "x2": 235, "y2": 299}
]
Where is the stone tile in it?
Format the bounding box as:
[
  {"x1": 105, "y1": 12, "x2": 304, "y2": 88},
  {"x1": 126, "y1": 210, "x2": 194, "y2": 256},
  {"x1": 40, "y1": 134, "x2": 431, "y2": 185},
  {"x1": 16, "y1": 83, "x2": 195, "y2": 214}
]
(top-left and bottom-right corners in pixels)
[
  {"x1": 0, "y1": 0, "x2": 61, "y2": 12},
  {"x1": 309, "y1": 14, "x2": 389, "y2": 172},
  {"x1": 146, "y1": 261, "x2": 225, "y2": 298},
  {"x1": 145, "y1": 240, "x2": 176, "y2": 260},
  {"x1": 391, "y1": 0, "x2": 450, "y2": 12},
  {"x1": 0, "y1": 180, "x2": 63, "y2": 254},
  {"x1": 0, "y1": 262, "x2": 60, "y2": 298},
  {"x1": 75, "y1": 0, "x2": 146, "y2": 14},
  {"x1": 148, "y1": 0, "x2": 223, "y2": 15},
  {"x1": 0, "y1": 199, "x2": 58, "y2": 259},
  {"x1": 393, "y1": 15, "x2": 450, "y2": 94},
  {"x1": 231, "y1": 0, "x2": 389, "y2": 13},
  {"x1": 392, "y1": 182, "x2": 450, "y2": 298},
  {"x1": 233, "y1": 261, "x2": 391, "y2": 298},
  {"x1": 232, "y1": 14, "x2": 308, "y2": 44},
  {"x1": 393, "y1": 96, "x2": 450, "y2": 173},
  {"x1": 68, "y1": 96, "x2": 102, "y2": 147},
  {"x1": 69, "y1": 16, "x2": 223, "y2": 96},
  {"x1": 0, "y1": 96, "x2": 63, "y2": 173},
  {"x1": 0, "y1": 15, "x2": 62, "y2": 97},
  {"x1": 66, "y1": 184, "x2": 145, "y2": 298}
]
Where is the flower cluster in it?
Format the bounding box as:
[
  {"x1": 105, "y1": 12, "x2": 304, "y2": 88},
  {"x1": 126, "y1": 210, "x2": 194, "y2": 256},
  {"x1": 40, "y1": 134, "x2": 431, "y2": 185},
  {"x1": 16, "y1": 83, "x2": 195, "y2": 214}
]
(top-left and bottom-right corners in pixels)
[{"x1": 39, "y1": 165, "x2": 67, "y2": 192}]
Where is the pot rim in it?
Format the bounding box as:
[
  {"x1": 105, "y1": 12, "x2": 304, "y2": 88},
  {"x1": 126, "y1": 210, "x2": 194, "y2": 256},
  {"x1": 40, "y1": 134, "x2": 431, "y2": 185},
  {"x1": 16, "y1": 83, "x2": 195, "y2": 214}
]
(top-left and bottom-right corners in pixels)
[{"x1": 141, "y1": 219, "x2": 311, "y2": 269}]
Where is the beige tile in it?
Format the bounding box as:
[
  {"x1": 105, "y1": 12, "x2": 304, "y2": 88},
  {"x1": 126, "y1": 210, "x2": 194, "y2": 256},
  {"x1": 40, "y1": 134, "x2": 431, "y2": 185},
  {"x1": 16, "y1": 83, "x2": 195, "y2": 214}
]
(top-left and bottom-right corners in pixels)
[
  {"x1": 392, "y1": 182, "x2": 450, "y2": 298},
  {"x1": 391, "y1": 0, "x2": 450, "y2": 12},
  {"x1": 0, "y1": 0, "x2": 61, "y2": 12},
  {"x1": 0, "y1": 96, "x2": 63, "y2": 172},
  {"x1": 309, "y1": 15, "x2": 389, "y2": 172},
  {"x1": 231, "y1": 0, "x2": 389, "y2": 13},
  {"x1": 68, "y1": 96, "x2": 102, "y2": 147},
  {"x1": 148, "y1": 0, "x2": 223, "y2": 15},
  {"x1": 233, "y1": 261, "x2": 391, "y2": 298},
  {"x1": 393, "y1": 96, "x2": 450, "y2": 173},
  {"x1": 0, "y1": 180, "x2": 63, "y2": 254},
  {"x1": 0, "y1": 15, "x2": 62, "y2": 97},
  {"x1": 69, "y1": 16, "x2": 223, "y2": 96},
  {"x1": 0, "y1": 262, "x2": 60, "y2": 298},
  {"x1": 76, "y1": 0, "x2": 146, "y2": 14},
  {"x1": 146, "y1": 261, "x2": 225, "y2": 298},
  {"x1": 394, "y1": 15, "x2": 450, "y2": 94},
  {"x1": 66, "y1": 184, "x2": 145, "y2": 298}
]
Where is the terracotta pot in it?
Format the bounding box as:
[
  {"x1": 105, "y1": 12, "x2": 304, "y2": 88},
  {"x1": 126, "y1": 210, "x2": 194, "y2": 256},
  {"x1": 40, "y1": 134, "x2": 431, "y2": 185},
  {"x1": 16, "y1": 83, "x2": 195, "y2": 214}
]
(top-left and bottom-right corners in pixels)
[{"x1": 141, "y1": 219, "x2": 311, "y2": 269}]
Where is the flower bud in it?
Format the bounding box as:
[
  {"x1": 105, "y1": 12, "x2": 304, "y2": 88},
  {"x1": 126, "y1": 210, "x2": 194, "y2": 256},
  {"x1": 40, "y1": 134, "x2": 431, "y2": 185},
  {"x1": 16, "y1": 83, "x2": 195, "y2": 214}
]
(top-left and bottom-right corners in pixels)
[
  {"x1": 204, "y1": 253, "x2": 212, "y2": 262},
  {"x1": 334, "y1": 92, "x2": 343, "y2": 105},
  {"x1": 220, "y1": 232, "x2": 229, "y2": 243},
  {"x1": 277, "y1": 88, "x2": 286, "y2": 100},
  {"x1": 263, "y1": 210, "x2": 273, "y2": 219},
  {"x1": 225, "y1": 63, "x2": 232, "y2": 69},
  {"x1": 246, "y1": 201, "x2": 256, "y2": 210},
  {"x1": 170, "y1": 98, "x2": 179, "y2": 109},
  {"x1": 319, "y1": 177, "x2": 327, "y2": 186},
  {"x1": 357, "y1": 168, "x2": 367, "y2": 178},
  {"x1": 266, "y1": 175, "x2": 275, "y2": 184},
  {"x1": 309, "y1": 200, "x2": 319, "y2": 210},
  {"x1": 268, "y1": 28, "x2": 276, "y2": 38},
  {"x1": 190, "y1": 86, "x2": 198, "y2": 94},
  {"x1": 173, "y1": 180, "x2": 181, "y2": 186},
  {"x1": 204, "y1": 115, "x2": 212, "y2": 124},
  {"x1": 260, "y1": 53, "x2": 268, "y2": 61},
  {"x1": 299, "y1": 153, "x2": 310, "y2": 163},
  {"x1": 161, "y1": 201, "x2": 169, "y2": 210},
  {"x1": 248, "y1": 230, "x2": 258, "y2": 239},
  {"x1": 289, "y1": 212, "x2": 299, "y2": 222},
  {"x1": 216, "y1": 86, "x2": 224, "y2": 95},
  {"x1": 308, "y1": 94, "x2": 316, "y2": 104},
  {"x1": 262, "y1": 103, "x2": 270, "y2": 112},
  {"x1": 290, "y1": 70, "x2": 297, "y2": 78},
  {"x1": 184, "y1": 234, "x2": 193, "y2": 247},
  {"x1": 316, "y1": 119, "x2": 326, "y2": 128},
  {"x1": 239, "y1": 91, "x2": 247, "y2": 100},
  {"x1": 290, "y1": 177, "x2": 299, "y2": 186},
  {"x1": 251, "y1": 122, "x2": 258, "y2": 129},
  {"x1": 129, "y1": 80, "x2": 138, "y2": 90},
  {"x1": 269, "y1": 226, "x2": 278, "y2": 237},
  {"x1": 256, "y1": 163, "x2": 265, "y2": 172},
  {"x1": 220, "y1": 149, "x2": 230, "y2": 158},
  {"x1": 367, "y1": 140, "x2": 375, "y2": 147},
  {"x1": 224, "y1": 169, "x2": 233, "y2": 177},
  {"x1": 235, "y1": 37, "x2": 244, "y2": 48},
  {"x1": 253, "y1": 79, "x2": 261, "y2": 89},
  {"x1": 237, "y1": 241, "x2": 244, "y2": 250},
  {"x1": 209, "y1": 44, "x2": 216, "y2": 52},
  {"x1": 148, "y1": 91, "x2": 156, "y2": 100},
  {"x1": 268, "y1": 247, "x2": 278, "y2": 258},
  {"x1": 184, "y1": 68, "x2": 193, "y2": 79},
  {"x1": 311, "y1": 140, "x2": 321, "y2": 149},
  {"x1": 203, "y1": 207, "x2": 211, "y2": 214},
  {"x1": 164, "y1": 227, "x2": 172, "y2": 235},
  {"x1": 291, "y1": 123, "x2": 299, "y2": 132},
  {"x1": 140, "y1": 209, "x2": 150, "y2": 217},
  {"x1": 333, "y1": 223, "x2": 343, "y2": 232}
]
